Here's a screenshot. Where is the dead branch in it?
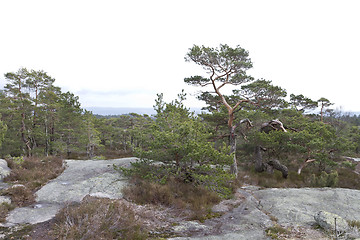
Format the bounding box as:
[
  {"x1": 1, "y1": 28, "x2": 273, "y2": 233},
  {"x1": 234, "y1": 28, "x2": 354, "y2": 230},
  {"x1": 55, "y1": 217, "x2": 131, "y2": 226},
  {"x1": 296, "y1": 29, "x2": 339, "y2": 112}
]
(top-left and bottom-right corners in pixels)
[
  {"x1": 297, "y1": 159, "x2": 316, "y2": 175},
  {"x1": 260, "y1": 119, "x2": 287, "y2": 133}
]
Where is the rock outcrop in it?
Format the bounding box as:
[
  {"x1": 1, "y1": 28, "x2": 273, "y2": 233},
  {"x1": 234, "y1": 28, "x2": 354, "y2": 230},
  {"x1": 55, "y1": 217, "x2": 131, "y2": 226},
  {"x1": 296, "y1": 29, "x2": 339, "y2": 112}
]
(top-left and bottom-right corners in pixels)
[
  {"x1": 314, "y1": 211, "x2": 349, "y2": 234},
  {"x1": 171, "y1": 186, "x2": 360, "y2": 239},
  {"x1": 0, "y1": 159, "x2": 10, "y2": 191},
  {"x1": 0, "y1": 159, "x2": 10, "y2": 181},
  {"x1": 3, "y1": 157, "x2": 136, "y2": 226},
  {"x1": 2, "y1": 157, "x2": 360, "y2": 239}
]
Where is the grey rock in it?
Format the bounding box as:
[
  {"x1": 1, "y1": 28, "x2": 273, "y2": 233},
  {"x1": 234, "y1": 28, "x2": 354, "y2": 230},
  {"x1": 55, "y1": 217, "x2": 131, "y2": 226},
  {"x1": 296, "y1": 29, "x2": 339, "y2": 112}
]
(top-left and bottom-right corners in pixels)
[
  {"x1": 174, "y1": 187, "x2": 360, "y2": 239},
  {"x1": 5, "y1": 157, "x2": 137, "y2": 226},
  {"x1": 170, "y1": 188, "x2": 272, "y2": 240},
  {"x1": 0, "y1": 159, "x2": 10, "y2": 181},
  {"x1": 5, "y1": 203, "x2": 63, "y2": 226},
  {"x1": 173, "y1": 221, "x2": 209, "y2": 234},
  {"x1": 35, "y1": 158, "x2": 135, "y2": 203},
  {"x1": 0, "y1": 196, "x2": 11, "y2": 205},
  {"x1": 314, "y1": 211, "x2": 349, "y2": 233},
  {"x1": 254, "y1": 188, "x2": 360, "y2": 227},
  {"x1": 211, "y1": 193, "x2": 243, "y2": 213}
]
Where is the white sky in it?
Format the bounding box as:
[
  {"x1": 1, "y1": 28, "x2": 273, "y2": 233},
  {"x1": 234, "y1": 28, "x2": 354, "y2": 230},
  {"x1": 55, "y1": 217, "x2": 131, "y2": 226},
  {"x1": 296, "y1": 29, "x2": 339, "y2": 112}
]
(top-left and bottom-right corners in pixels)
[{"x1": 1, "y1": 0, "x2": 359, "y2": 112}]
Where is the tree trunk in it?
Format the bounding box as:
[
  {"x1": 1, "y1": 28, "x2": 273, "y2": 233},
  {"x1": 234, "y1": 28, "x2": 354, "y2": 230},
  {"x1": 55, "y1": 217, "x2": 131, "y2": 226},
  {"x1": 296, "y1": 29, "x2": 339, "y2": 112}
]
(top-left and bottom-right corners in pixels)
[
  {"x1": 254, "y1": 146, "x2": 265, "y2": 172},
  {"x1": 21, "y1": 113, "x2": 32, "y2": 156},
  {"x1": 229, "y1": 126, "x2": 238, "y2": 177},
  {"x1": 267, "y1": 159, "x2": 288, "y2": 178},
  {"x1": 254, "y1": 145, "x2": 288, "y2": 178}
]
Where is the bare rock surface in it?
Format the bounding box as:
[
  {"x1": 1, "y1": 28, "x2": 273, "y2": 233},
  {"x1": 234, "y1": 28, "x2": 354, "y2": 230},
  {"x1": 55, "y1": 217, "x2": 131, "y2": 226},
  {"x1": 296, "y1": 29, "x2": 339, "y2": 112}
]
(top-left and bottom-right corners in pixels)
[
  {"x1": 0, "y1": 159, "x2": 10, "y2": 193},
  {"x1": 255, "y1": 187, "x2": 360, "y2": 226},
  {"x1": 3, "y1": 157, "x2": 136, "y2": 226},
  {"x1": 171, "y1": 186, "x2": 360, "y2": 239}
]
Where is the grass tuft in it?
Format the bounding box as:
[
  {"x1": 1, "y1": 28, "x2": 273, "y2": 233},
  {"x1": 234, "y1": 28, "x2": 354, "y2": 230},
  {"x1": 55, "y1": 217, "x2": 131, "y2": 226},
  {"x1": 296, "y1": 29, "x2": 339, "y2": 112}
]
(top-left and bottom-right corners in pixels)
[{"x1": 51, "y1": 196, "x2": 148, "y2": 240}]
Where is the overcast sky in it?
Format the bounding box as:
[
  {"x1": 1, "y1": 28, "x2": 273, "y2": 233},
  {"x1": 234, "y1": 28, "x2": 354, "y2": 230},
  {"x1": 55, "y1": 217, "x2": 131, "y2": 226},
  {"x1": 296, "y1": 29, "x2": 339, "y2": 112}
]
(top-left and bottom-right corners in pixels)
[{"x1": 1, "y1": 0, "x2": 359, "y2": 112}]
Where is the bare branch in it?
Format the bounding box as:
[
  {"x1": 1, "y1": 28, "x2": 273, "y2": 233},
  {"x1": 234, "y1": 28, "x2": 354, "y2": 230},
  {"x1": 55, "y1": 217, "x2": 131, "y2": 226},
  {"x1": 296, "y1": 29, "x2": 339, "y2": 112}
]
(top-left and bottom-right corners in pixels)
[
  {"x1": 297, "y1": 159, "x2": 316, "y2": 175},
  {"x1": 233, "y1": 99, "x2": 250, "y2": 111},
  {"x1": 261, "y1": 119, "x2": 287, "y2": 133},
  {"x1": 234, "y1": 118, "x2": 253, "y2": 129}
]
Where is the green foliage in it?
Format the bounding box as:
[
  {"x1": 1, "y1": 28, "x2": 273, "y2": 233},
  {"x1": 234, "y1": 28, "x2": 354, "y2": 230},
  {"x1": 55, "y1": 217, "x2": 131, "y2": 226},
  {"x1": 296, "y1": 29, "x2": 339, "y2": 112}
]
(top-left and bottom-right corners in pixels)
[
  {"x1": 193, "y1": 165, "x2": 235, "y2": 198},
  {"x1": 80, "y1": 111, "x2": 103, "y2": 159},
  {"x1": 185, "y1": 44, "x2": 253, "y2": 85},
  {"x1": 10, "y1": 156, "x2": 24, "y2": 165},
  {"x1": 120, "y1": 92, "x2": 235, "y2": 199},
  {"x1": 248, "y1": 109, "x2": 348, "y2": 170},
  {"x1": 0, "y1": 118, "x2": 6, "y2": 148},
  {"x1": 239, "y1": 79, "x2": 288, "y2": 110},
  {"x1": 341, "y1": 160, "x2": 356, "y2": 170},
  {"x1": 310, "y1": 170, "x2": 339, "y2": 187},
  {"x1": 289, "y1": 94, "x2": 318, "y2": 112},
  {"x1": 266, "y1": 224, "x2": 289, "y2": 239},
  {"x1": 136, "y1": 92, "x2": 232, "y2": 169}
]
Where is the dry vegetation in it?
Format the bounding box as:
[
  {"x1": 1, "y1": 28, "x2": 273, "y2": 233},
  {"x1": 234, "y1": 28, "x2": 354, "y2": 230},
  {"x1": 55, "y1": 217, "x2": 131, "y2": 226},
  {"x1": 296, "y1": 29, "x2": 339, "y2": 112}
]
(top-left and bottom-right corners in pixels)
[
  {"x1": 0, "y1": 153, "x2": 359, "y2": 239},
  {"x1": 51, "y1": 196, "x2": 148, "y2": 240},
  {"x1": 4, "y1": 156, "x2": 64, "y2": 191},
  {"x1": 0, "y1": 156, "x2": 65, "y2": 222},
  {"x1": 238, "y1": 158, "x2": 360, "y2": 190},
  {"x1": 122, "y1": 176, "x2": 223, "y2": 222}
]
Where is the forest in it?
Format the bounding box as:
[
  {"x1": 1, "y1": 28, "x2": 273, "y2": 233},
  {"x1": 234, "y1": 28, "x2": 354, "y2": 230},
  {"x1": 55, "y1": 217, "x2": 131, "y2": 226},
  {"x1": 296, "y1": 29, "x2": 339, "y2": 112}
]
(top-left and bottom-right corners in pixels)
[{"x1": 1, "y1": 45, "x2": 360, "y2": 195}]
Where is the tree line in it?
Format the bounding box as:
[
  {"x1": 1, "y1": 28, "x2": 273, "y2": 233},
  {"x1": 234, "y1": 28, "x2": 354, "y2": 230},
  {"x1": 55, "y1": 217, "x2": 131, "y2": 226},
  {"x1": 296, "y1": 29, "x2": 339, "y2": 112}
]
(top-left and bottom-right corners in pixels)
[
  {"x1": 0, "y1": 68, "x2": 150, "y2": 159},
  {"x1": 1, "y1": 45, "x2": 360, "y2": 183}
]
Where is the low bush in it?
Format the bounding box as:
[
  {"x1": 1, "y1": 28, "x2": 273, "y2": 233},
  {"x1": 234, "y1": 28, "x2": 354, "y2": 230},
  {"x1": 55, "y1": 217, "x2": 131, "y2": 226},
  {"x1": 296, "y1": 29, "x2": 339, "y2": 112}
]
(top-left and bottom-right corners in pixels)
[
  {"x1": 5, "y1": 156, "x2": 64, "y2": 191},
  {"x1": 266, "y1": 224, "x2": 289, "y2": 239},
  {"x1": 309, "y1": 170, "x2": 338, "y2": 187},
  {"x1": 337, "y1": 167, "x2": 360, "y2": 189},
  {"x1": 117, "y1": 160, "x2": 237, "y2": 199},
  {"x1": 122, "y1": 176, "x2": 221, "y2": 221},
  {"x1": 0, "y1": 202, "x2": 15, "y2": 222},
  {"x1": 51, "y1": 196, "x2": 148, "y2": 240},
  {"x1": 1, "y1": 186, "x2": 35, "y2": 207}
]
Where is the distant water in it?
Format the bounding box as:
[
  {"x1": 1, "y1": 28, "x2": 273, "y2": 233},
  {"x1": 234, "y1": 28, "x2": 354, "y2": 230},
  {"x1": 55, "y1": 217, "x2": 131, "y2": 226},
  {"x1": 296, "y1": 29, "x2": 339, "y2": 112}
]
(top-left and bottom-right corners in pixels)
[
  {"x1": 85, "y1": 107, "x2": 204, "y2": 116},
  {"x1": 85, "y1": 107, "x2": 156, "y2": 116}
]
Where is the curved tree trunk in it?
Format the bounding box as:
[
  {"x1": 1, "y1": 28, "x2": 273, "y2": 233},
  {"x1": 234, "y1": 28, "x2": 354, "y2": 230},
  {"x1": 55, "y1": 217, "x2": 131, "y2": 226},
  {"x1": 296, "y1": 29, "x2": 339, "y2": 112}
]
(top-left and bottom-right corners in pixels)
[
  {"x1": 254, "y1": 146, "x2": 288, "y2": 178},
  {"x1": 255, "y1": 119, "x2": 289, "y2": 178},
  {"x1": 267, "y1": 159, "x2": 288, "y2": 178}
]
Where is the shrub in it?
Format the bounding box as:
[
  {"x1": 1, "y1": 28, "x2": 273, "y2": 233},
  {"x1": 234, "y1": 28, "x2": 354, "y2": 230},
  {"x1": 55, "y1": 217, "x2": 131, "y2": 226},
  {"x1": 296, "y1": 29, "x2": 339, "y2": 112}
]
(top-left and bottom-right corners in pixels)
[
  {"x1": 122, "y1": 92, "x2": 236, "y2": 202},
  {"x1": 337, "y1": 168, "x2": 360, "y2": 189},
  {"x1": 122, "y1": 176, "x2": 221, "y2": 221},
  {"x1": 266, "y1": 224, "x2": 289, "y2": 239},
  {"x1": 4, "y1": 156, "x2": 64, "y2": 191},
  {"x1": 51, "y1": 196, "x2": 148, "y2": 240},
  {"x1": 310, "y1": 170, "x2": 338, "y2": 187},
  {"x1": 0, "y1": 202, "x2": 15, "y2": 222},
  {"x1": 341, "y1": 160, "x2": 356, "y2": 170},
  {"x1": 2, "y1": 186, "x2": 35, "y2": 207}
]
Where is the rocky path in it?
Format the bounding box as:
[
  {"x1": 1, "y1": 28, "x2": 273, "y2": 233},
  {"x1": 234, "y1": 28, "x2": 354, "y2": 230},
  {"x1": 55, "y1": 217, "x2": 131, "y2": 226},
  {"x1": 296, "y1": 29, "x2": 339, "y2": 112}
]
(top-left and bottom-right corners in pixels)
[{"x1": 3, "y1": 157, "x2": 136, "y2": 227}]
